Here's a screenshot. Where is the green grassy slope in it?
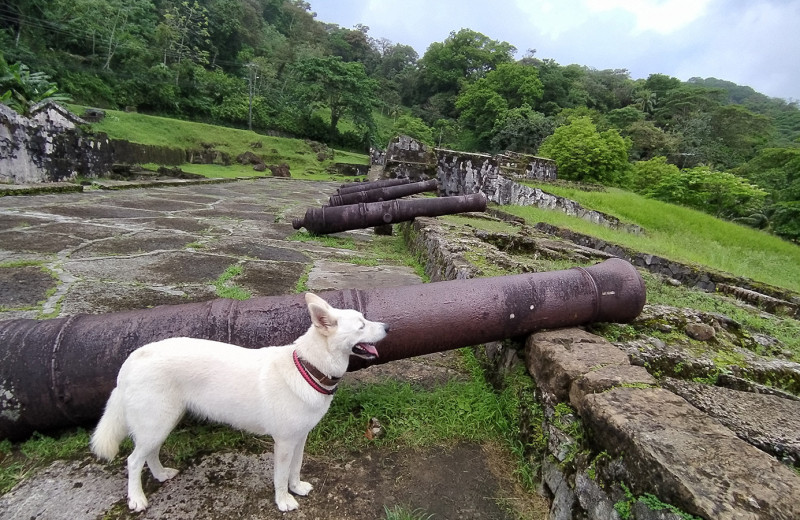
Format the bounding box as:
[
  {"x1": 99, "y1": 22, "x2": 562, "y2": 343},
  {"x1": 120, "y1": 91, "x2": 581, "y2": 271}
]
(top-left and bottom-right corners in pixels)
[
  {"x1": 71, "y1": 105, "x2": 368, "y2": 180},
  {"x1": 505, "y1": 185, "x2": 800, "y2": 293}
]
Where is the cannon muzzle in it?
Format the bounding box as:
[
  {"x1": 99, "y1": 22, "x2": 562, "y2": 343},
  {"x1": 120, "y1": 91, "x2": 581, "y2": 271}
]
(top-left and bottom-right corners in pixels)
[
  {"x1": 327, "y1": 179, "x2": 438, "y2": 206},
  {"x1": 0, "y1": 258, "x2": 644, "y2": 440},
  {"x1": 292, "y1": 193, "x2": 487, "y2": 235}
]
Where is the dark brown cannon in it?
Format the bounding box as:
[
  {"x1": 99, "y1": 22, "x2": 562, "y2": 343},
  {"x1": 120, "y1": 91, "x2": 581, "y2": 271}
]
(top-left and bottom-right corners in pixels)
[
  {"x1": 337, "y1": 178, "x2": 410, "y2": 195},
  {"x1": 293, "y1": 193, "x2": 487, "y2": 235},
  {"x1": 0, "y1": 258, "x2": 645, "y2": 440},
  {"x1": 327, "y1": 179, "x2": 438, "y2": 207}
]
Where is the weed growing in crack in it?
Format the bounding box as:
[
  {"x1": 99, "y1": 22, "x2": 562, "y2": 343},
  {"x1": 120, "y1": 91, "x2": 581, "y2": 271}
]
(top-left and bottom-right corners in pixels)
[{"x1": 213, "y1": 264, "x2": 252, "y2": 300}]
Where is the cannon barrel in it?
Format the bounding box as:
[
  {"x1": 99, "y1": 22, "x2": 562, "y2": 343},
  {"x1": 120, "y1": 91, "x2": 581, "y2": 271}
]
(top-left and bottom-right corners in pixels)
[
  {"x1": 328, "y1": 179, "x2": 438, "y2": 207},
  {"x1": 0, "y1": 258, "x2": 645, "y2": 440},
  {"x1": 292, "y1": 193, "x2": 487, "y2": 235},
  {"x1": 337, "y1": 178, "x2": 411, "y2": 195}
]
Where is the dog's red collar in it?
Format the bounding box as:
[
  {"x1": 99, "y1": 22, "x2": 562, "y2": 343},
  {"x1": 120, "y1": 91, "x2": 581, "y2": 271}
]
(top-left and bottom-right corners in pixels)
[{"x1": 293, "y1": 350, "x2": 339, "y2": 395}]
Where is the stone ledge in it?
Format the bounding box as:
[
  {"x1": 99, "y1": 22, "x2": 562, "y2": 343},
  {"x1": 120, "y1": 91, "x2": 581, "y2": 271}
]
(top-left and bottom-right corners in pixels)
[
  {"x1": 581, "y1": 387, "x2": 800, "y2": 520},
  {"x1": 0, "y1": 182, "x2": 83, "y2": 196},
  {"x1": 401, "y1": 212, "x2": 800, "y2": 519},
  {"x1": 664, "y1": 377, "x2": 800, "y2": 466},
  {"x1": 525, "y1": 328, "x2": 631, "y2": 402}
]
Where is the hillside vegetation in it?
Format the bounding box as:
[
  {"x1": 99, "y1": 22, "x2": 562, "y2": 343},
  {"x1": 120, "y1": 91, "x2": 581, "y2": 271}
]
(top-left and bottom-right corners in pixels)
[
  {"x1": 507, "y1": 184, "x2": 800, "y2": 293},
  {"x1": 81, "y1": 105, "x2": 367, "y2": 180},
  {"x1": 2, "y1": 0, "x2": 799, "y2": 239}
]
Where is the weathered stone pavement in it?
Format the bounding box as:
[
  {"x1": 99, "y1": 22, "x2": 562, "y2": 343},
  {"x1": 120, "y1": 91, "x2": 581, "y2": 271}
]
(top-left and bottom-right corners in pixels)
[{"x1": 0, "y1": 178, "x2": 540, "y2": 519}]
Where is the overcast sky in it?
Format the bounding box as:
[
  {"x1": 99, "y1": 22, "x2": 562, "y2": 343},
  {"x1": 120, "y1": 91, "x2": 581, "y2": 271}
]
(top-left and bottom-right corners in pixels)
[{"x1": 309, "y1": 0, "x2": 799, "y2": 102}]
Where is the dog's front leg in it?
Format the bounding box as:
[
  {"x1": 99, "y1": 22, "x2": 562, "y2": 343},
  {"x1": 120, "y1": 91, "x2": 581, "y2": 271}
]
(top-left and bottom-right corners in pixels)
[
  {"x1": 273, "y1": 438, "x2": 300, "y2": 511},
  {"x1": 288, "y1": 433, "x2": 313, "y2": 496}
]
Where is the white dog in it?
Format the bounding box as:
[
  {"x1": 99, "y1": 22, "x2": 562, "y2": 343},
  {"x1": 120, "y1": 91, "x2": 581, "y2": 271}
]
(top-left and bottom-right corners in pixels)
[{"x1": 90, "y1": 293, "x2": 388, "y2": 512}]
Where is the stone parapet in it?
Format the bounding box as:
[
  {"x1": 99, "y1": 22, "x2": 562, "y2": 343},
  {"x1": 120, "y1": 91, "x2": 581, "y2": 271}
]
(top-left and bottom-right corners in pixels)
[{"x1": 401, "y1": 215, "x2": 800, "y2": 520}]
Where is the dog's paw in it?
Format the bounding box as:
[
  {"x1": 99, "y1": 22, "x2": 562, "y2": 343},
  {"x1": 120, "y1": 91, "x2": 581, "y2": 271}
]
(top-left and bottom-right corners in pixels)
[
  {"x1": 128, "y1": 494, "x2": 148, "y2": 512},
  {"x1": 153, "y1": 467, "x2": 179, "y2": 482},
  {"x1": 290, "y1": 480, "x2": 313, "y2": 496},
  {"x1": 276, "y1": 493, "x2": 300, "y2": 512}
]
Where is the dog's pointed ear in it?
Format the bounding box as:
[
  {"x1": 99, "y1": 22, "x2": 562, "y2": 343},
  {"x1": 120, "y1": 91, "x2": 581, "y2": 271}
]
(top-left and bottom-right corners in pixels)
[
  {"x1": 305, "y1": 292, "x2": 331, "y2": 308},
  {"x1": 306, "y1": 293, "x2": 336, "y2": 335}
]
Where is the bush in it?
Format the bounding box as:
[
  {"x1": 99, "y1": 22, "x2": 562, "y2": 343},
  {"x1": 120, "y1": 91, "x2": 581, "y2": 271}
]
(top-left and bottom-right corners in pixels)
[
  {"x1": 646, "y1": 166, "x2": 767, "y2": 219},
  {"x1": 538, "y1": 116, "x2": 631, "y2": 186}
]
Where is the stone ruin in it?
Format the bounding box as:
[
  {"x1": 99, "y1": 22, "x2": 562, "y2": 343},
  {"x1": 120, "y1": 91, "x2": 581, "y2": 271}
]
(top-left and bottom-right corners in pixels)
[
  {"x1": 0, "y1": 102, "x2": 113, "y2": 184},
  {"x1": 378, "y1": 135, "x2": 638, "y2": 234}
]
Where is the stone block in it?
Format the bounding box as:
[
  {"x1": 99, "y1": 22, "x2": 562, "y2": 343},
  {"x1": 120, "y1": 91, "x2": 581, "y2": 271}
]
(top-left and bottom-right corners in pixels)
[
  {"x1": 581, "y1": 387, "x2": 800, "y2": 520},
  {"x1": 525, "y1": 328, "x2": 630, "y2": 401},
  {"x1": 570, "y1": 364, "x2": 656, "y2": 413},
  {"x1": 664, "y1": 378, "x2": 800, "y2": 465}
]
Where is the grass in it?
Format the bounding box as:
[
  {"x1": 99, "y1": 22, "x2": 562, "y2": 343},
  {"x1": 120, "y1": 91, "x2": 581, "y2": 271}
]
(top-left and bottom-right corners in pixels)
[
  {"x1": 70, "y1": 105, "x2": 369, "y2": 180},
  {"x1": 0, "y1": 430, "x2": 91, "y2": 494},
  {"x1": 213, "y1": 264, "x2": 252, "y2": 300},
  {"x1": 502, "y1": 186, "x2": 800, "y2": 293},
  {"x1": 306, "y1": 348, "x2": 543, "y2": 490}
]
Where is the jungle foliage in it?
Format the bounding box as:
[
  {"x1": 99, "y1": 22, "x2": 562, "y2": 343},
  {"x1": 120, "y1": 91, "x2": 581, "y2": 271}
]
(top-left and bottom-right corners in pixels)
[{"x1": 1, "y1": 0, "x2": 799, "y2": 239}]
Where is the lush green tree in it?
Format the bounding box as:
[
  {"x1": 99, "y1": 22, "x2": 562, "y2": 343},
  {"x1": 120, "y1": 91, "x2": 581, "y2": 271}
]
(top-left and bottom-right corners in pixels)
[
  {"x1": 644, "y1": 73, "x2": 681, "y2": 99},
  {"x1": 735, "y1": 147, "x2": 800, "y2": 203},
  {"x1": 292, "y1": 55, "x2": 378, "y2": 141},
  {"x1": 770, "y1": 201, "x2": 800, "y2": 241},
  {"x1": 633, "y1": 88, "x2": 657, "y2": 114},
  {"x1": 419, "y1": 29, "x2": 515, "y2": 91},
  {"x1": 391, "y1": 114, "x2": 434, "y2": 146},
  {"x1": 481, "y1": 63, "x2": 543, "y2": 109},
  {"x1": 629, "y1": 156, "x2": 680, "y2": 194},
  {"x1": 606, "y1": 105, "x2": 645, "y2": 129},
  {"x1": 646, "y1": 166, "x2": 767, "y2": 219},
  {"x1": 537, "y1": 116, "x2": 631, "y2": 185},
  {"x1": 579, "y1": 68, "x2": 634, "y2": 111},
  {"x1": 47, "y1": 0, "x2": 156, "y2": 70},
  {"x1": 454, "y1": 85, "x2": 507, "y2": 148},
  {"x1": 652, "y1": 84, "x2": 726, "y2": 129},
  {"x1": 416, "y1": 28, "x2": 515, "y2": 117},
  {"x1": 379, "y1": 43, "x2": 418, "y2": 79},
  {"x1": 490, "y1": 104, "x2": 554, "y2": 154},
  {"x1": 454, "y1": 62, "x2": 543, "y2": 150},
  {"x1": 625, "y1": 120, "x2": 679, "y2": 161},
  {"x1": 157, "y1": 1, "x2": 211, "y2": 73},
  {"x1": 709, "y1": 104, "x2": 773, "y2": 167},
  {"x1": 530, "y1": 59, "x2": 585, "y2": 115}
]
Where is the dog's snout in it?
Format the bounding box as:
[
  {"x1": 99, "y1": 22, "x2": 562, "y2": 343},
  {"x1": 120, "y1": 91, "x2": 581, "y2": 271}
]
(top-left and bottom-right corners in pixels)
[{"x1": 382, "y1": 323, "x2": 390, "y2": 333}]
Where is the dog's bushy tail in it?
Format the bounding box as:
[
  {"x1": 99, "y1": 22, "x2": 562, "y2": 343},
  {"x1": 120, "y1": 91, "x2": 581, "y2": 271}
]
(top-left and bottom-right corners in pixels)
[{"x1": 90, "y1": 387, "x2": 127, "y2": 461}]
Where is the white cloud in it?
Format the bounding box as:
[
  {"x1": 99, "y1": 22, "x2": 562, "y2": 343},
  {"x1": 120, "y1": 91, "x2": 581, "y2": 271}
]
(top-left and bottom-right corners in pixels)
[{"x1": 584, "y1": 0, "x2": 712, "y2": 34}]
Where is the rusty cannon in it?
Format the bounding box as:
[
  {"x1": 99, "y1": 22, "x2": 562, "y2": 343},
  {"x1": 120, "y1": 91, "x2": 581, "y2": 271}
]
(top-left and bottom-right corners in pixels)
[
  {"x1": 0, "y1": 258, "x2": 645, "y2": 440},
  {"x1": 327, "y1": 179, "x2": 438, "y2": 207},
  {"x1": 336, "y1": 178, "x2": 411, "y2": 195},
  {"x1": 292, "y1": 193, "x2": 486, "y2": 235}
]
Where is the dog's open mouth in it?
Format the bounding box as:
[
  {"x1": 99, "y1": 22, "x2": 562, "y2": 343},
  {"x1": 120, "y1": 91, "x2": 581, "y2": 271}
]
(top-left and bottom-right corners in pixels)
[{"x1": 351, "y1": 343, "x2": 379, "y2": 360}]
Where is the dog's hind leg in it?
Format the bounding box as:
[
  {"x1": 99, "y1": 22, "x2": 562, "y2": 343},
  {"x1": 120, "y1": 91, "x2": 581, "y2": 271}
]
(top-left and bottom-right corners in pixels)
[
  {"x1": 288, "y1": 433, "x2": 313, "y2": 496},
  {"x1": 125, "y1": 403, "x2": 182, "y2": 511},
  {"x1": 146, "y1": 451, "x2": 179, "y2": 482},
  {"x1": 126, "y1": 443, "x2": 153, "y2": 512},
  {"x1": 273, "y1": 437, "x2": 300, "y2": 511}
]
